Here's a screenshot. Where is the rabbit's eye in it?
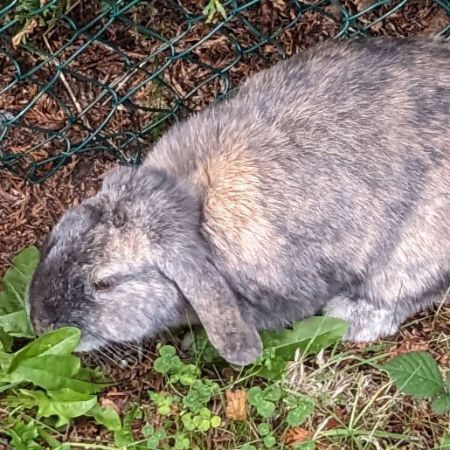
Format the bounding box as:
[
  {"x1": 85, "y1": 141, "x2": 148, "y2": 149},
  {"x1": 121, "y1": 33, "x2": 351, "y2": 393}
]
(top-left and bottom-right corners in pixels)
[{"x1": 93, "y1": 278, "x2": 115, "y2": 291}]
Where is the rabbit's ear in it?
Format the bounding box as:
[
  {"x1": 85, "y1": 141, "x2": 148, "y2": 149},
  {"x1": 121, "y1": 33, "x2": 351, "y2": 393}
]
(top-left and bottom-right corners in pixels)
[{"x1": 160, "y1": 252, "x2": 262, "y2": 366}]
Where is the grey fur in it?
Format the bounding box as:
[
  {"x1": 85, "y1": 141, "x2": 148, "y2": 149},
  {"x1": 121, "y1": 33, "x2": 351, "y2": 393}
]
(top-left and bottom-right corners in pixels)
[{"x1": 28, "y1": 37, "x2": 450, "y2": 366}]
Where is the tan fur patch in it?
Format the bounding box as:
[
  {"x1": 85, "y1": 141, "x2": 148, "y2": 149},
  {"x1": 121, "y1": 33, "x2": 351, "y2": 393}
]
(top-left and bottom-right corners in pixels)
[
  {"x1": 94, "y1": 228, "x2": 148, "y2": 280},
  {"x1": 200, "y1": 147, "x2": 285, "y2": 269}
]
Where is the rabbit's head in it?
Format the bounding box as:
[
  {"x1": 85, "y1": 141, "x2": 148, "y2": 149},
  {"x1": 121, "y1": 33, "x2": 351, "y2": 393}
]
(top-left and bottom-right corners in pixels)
[{"x1": 28, "y1": 165, "x2": 262, "y2": 366}]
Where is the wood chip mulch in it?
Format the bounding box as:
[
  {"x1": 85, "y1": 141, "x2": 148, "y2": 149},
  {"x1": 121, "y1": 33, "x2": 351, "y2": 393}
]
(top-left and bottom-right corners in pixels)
[{"x1": 0, "y1": 156, "x2": 114, "y2": 274}]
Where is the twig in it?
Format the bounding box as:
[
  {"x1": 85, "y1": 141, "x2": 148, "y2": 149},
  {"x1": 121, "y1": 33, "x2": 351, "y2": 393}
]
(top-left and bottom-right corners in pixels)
[{"x1": 42, "y1": 35, "x2": 92, "y2": 132}]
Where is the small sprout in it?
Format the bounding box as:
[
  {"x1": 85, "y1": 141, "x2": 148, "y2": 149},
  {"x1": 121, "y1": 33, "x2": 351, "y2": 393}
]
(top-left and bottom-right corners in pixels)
[
  {"x1": 257, "y1": 423, "x2": 271, "y2": 436},
  {"x1": 181, "y1": 407, "x2": 220, "y2": 432},
  {"x1": 248, "y1": 386, "x2": 277, "y2": 418},
  {"x1": 203, "y1": 0, "x2": 227, "y2": 23},
  {"x1": 183, "y1": 379, "x2": 219, "y2": 413},
  {"x1": 263, "y1": 435, "x2": 277, "y2": 448},
  {"x1": 174, "y1": 433, "x2": 190, "y2": 450},
  {"x1": 141, "y1": 424, "x2": 166, "y2": 449},
  {"x1": 284, "y1": 395, "x2": 314, "y2": 427},
  {"x1": 153, "y1": 345, "x2": 183, "y2": 374},
  {"x1": 263, "y1": 384, "x2": 283, "y2": 402},
  {"x1": 148, "y1": 391, "x2": 176, "y2": 416}
]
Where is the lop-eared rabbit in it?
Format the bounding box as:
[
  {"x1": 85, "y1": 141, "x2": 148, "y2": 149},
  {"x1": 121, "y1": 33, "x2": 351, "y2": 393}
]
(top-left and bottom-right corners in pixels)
[{"x1": 28, "y1": 38, "x2": 449, "y2": 366}]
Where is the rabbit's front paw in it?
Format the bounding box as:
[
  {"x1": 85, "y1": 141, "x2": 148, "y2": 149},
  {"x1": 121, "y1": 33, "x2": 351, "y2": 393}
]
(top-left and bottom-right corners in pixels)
[{"x1": 324, "y1": 295, "x2": 401, "y2": 342}]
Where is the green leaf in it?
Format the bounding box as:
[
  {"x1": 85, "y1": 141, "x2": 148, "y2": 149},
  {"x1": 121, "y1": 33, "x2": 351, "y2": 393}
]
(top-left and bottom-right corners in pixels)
[
  {"x1": 15, "y1": 388, "x2": 97, "y2": 427},
  {"x1": 183, "y1": 380, "x2": 218, "y2": 413},
  {"x1": 257, "y1": 400, "x2": 276, "y2": 418},
  {"x1": 0, "y1": 345, "x2": 13, "y2": 371},
  {"x1": 261, "y1": 316, "x2": 347, "y2": 361},
  {"x1": 447, "y1": 371, "x2": 450, "y2": 392},
  {"x1": 432, "y1": 393, "x2": 450, "y2": 414},
  {"x1": 0, "y1": 246, "x2": 39, "y2": 338},
  {"x1": 248, "y1": 386, "x2": 281, "y2": 418},
  {"x1": 0, "y1": 326, "x2": 13, "y2": 351},
  {"x1": 4, "y1": 418, "x2": 43, "y2": 450},
  {"x1": 114, "y1": 406, "x2": 142, "y2": 447},
  {"x1": 146, "y1": 434, "x2": 163, "y2": 449},
  {"x1": 0, "y1": 246, "x2": 40, "y2": 314},
  {"x1": 248, "y1": 385, "x2": 283, "y2": 418},
  {"x1": 174, "y1": 433, "x2": 190, "y2": 450},
  {"x1": 257, "y1": 423, "x2": 271, "y2": 436},
  {"x1": 248, "y1": 386, "x2": 264, "y2": 405},
  {"x1": 441, "y1": 434, "x2": 450, "y2": 449},
  {"x1": 176, "y1": 372, "x2": 197, "y2": 386},
  {"x1": 153, "y1": 345, "x2": 182, "y2": 375},
  {"x1": 149, "y1": 391, "x2": 174, "y2": 415},
  {"x1": 264, "y1": 384, "x2": 283, "y2": 402},
  {"x1": 195, "y1": 417, "x2": 211, "y2": 432},
  {"x1": 10, "y1": 354, "x2": 79, "y2": 383},
  {"x1": 153, "y1": 354, "x2": 182, "y2": 374},
  {"x1": 198, "y1": 407, "x2": 212, "y2": 417},
  {"x1": 254, "y1": 354, "x2": 288, "y2": 381},
  {"x1": 181, "y1": 413, "x2": 195, "y2": 431},
  {"x1": 10, "y1": 354, "x2": 104, "y2": 393},
  {"x1": 0, "y1": 310, "x2": 34, "y2": 338},
  {"x1": 77, "y1": 366, "x2": 109, "y2": 385},
  {"x1": 86, "y1": 404, "x2": 122, "y2": 431},
  {"x1": 9, "y1": 327, "x2": 81, "y2": 372},
  {"x1": 198, "y1": 415, "x2": 212, "y2": 431},
  {"x1": 142, "y1": 424, "x2": 154, "y2": 437},
  {"x1": 284, "y1": 394, "x2": 301, "y2": 408},
  {"x1": 263, "y1": 435, "x2": 276, "y2": 448},
  {"x1": 286, "y1": 403, "x2": 314, "y2": 426},
  {"x1": 39, "y1": 429, "x2": 66, "y2": 449},
  {"x1": 210, "y1": 415, "x2": 221, "y2": 428},
  {"x1": 181, "y1": 409, "x2": 218, "y2": 432},
  {"x1": 170, "y1": 363, "x2": 200, "y2": 386},
  {"x1": 203, "y1": 0, "x2": 227, "y2": 23},
  {"x1": 382, "y1": 352, "x2": 444, "y2": 398},
  {"x1": 158, "y1": 345, "x2": 177, "y2": 357},
  {"x1": 159, "y1": 404, "x2": 172, "y2": 415}
]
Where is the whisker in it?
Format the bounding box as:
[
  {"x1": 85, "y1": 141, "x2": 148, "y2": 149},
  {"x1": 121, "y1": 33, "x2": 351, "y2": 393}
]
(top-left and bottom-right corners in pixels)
[
  {"x1": 104, "y1": 344, "x2": 139, "y2": 367},
  {"x1": 87, "y1": 353, "x2": 108, "y2": 374},
  {"x1": 80, "y1": 327, "x2": 156, "y2": 370},
  {"x1": 120, "y1": 340, "x2": 155, "y2": 361},
  {"x1": 82, "y1": 329, "x2": 127, "y2": 369},
  {"x1": 110, "y1": 337, "x2": 156, "y2": 362},
  {"x1": 97, "y1": 347, "x2": 127, "y2": 369}
]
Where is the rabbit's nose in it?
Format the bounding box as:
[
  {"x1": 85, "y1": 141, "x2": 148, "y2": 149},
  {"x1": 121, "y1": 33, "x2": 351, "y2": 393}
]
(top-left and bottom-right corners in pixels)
[{"x1": 29, "y1": 300, "x2": 61, "y2": 335}]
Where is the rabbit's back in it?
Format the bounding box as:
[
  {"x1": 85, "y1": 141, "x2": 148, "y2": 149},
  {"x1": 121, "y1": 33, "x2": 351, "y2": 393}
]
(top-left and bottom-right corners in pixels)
[{"x1": 145, "y1": 38, "x2": 450, "y2": 328}]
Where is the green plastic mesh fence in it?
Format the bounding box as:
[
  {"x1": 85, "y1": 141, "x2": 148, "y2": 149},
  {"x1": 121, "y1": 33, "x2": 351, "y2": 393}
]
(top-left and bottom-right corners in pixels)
[{"x1": 0, "y1": 0, "x2": 449, "y2": 183}]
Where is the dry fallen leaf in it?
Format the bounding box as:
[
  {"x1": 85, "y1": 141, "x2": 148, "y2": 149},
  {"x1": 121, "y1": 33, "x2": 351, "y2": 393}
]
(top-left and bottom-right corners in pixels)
[
  {"x1": 100, "y1": 397, "x2": 121, "y2": 415},
  {"x1": 225, "y1": 390, "x2": 248, "y2": 421},
  {"x1": 12, "y1": 19, "x2": 38, "y2": 48},
  {"x1": 325, "y1": 417, "x2": 339, "y2": 430},
  {"x1": 284, "y1": 427, "x2": 312, "y2": 445}
]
